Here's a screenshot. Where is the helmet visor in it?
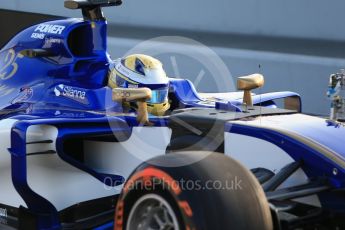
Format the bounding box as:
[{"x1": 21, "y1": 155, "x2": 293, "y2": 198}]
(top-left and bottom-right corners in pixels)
[{"x1": 148, "y1": 87, "x2": 169, "y2": 104}]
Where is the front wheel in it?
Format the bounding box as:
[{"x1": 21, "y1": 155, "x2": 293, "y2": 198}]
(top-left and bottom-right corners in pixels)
[
  {"x1": 127, "y1": 193, "x2": 179, "y2": 230},
  {"x1": 115, "y1": 151, "x2": 273, "y2": 230}
]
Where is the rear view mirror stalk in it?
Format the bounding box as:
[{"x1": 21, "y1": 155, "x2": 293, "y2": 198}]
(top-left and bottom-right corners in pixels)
[
  {"x1": 112, "y1": 88, "x2": 152, "y2": 125},
  {"x1": 237, "y1": 74, "x2": 265, "y2": 107}
]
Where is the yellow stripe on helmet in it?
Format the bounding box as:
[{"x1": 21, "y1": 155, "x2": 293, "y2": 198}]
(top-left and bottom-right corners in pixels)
[{"x1": 124, "y1": 54, "x2": 163, "y2": 73}]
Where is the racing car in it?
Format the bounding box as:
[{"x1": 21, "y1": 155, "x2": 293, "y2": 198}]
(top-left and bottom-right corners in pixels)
[{"x1": 0, "y1": 0, "x2": 344, "y2": 229}]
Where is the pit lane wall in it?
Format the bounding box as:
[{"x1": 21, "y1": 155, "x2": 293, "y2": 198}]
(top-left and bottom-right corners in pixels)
[
  {"x1": 3, "y1": 0, "x2": 345, "y2": 41},
  {"x1": 2, "y1": 0, "x2": 345, "y2": 115}
]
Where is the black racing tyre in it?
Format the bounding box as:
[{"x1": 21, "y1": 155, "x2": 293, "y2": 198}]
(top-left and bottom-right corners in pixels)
[{"x1": 114, "y1": 151, "x2": 273, "y2": 230}]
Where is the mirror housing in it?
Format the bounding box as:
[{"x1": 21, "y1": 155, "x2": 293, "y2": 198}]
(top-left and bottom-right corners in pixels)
[
  {"x1": 64, "y1": 0, "x2": 122, "y2": 20},
  {"x1": 112, "y1": 88, "x2": 152, "y2": 125},
  {"x1": 64, "y1": 0, "x2": 122, "y2": 9},
  {"x1": 237, "y1": 74, "x2": 264, "y2": 107}
]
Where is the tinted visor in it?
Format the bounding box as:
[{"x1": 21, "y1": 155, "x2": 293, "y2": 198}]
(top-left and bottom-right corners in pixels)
[{"x1": 147, "y1": 87, "x2": 169, "y2": 104}]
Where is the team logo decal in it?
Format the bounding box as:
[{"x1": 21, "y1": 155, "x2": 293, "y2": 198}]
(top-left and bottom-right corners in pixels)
[
  {"x1": 31, "y1": 24, "x2": 66, "y2": 40},
  {"x1": 54, "y1": 84, "x2": 89, "y2": 105},
  {"x1": 12, "y1": 87, "x2": 34, "y2": 104},
  {"x1": 0, "y1": 49, "x2": 23, "y2": 81}
]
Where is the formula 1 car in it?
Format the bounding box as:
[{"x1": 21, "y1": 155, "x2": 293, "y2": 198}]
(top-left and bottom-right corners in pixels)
[{"x1": 0, "y1": 1, "x2": 344, "y2": 230}]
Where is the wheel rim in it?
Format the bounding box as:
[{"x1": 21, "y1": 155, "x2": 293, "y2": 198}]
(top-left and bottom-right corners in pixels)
[{"x1": 126, "y1": 193, "x2": 180, "y2": 230}]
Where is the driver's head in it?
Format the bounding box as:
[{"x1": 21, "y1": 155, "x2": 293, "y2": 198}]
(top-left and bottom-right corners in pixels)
[{"x1": 108, "y1": 54, "x2": 170, "y2": 116}]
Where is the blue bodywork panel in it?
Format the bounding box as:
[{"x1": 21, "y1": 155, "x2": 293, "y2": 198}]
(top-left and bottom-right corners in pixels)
[{"x1": 0, "y1": 18, "x2": 111, "y2": 113}]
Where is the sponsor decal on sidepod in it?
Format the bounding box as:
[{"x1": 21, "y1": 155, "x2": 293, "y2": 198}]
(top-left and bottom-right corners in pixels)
[{"x1": 54, "y1": 84, "x2": 89, "y2": 105}]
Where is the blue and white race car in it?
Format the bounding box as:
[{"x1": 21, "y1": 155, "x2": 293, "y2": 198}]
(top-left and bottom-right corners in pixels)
[{"x1": 0, "y1": 1, "x2": 344, "y2": 229}]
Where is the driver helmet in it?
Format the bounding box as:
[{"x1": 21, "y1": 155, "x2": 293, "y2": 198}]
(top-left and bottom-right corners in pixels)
[{"x1": 108, "y1": 54, "x2": 170, "y2": 116}]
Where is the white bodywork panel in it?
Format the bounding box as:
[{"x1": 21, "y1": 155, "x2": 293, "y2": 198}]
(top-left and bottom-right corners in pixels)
[
  {"x1": 0, "y1": 119, "x2": 27, "y2": 208},
  {"x1": 84, "y1": 127, "x2": 172, "y2": 193},
  {"x1": 0, "y1": 121, "x2": 170, "y2": 211},
  {"x1": 0, "y1": 122, "x2": 120, "y2": 211},
  {"x1": 225, "y1": 131, "x2": 321, "y2": 207},
  {"x1": 25, "y1": 125, "x2": 118, "y2": 211},
  {"x1": 225, "y1": 132, "x2": 294, "y2": 173},
  {"x1": 26, "y1": 154, "x2": 118, "y2": 211}
]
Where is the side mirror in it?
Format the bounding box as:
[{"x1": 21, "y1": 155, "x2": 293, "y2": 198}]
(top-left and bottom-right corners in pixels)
[
  {"x1": 64, "y1": 0, "x2": 122, "y2": 21},
  {"x1": 237, "y1": 74, "x2": 264, "y2": 107},
  {"x1": 64, "y1": 0, "x2": 122, "y2": 9},
  {"x1": 112, "y1": 88, "x2": 152, "y2": 125}
]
